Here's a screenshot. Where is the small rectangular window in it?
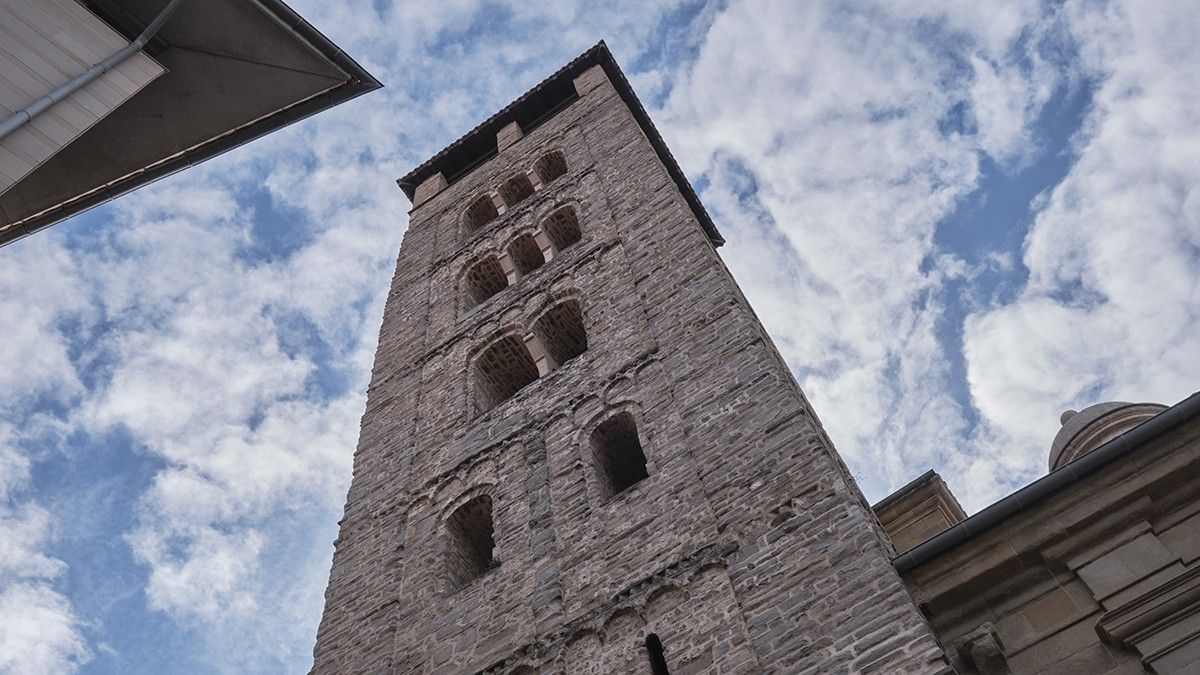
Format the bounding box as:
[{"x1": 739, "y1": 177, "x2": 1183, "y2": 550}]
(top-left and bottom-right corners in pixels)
[{"x1": 591, "y1": 412, "x2": 649, "y2": 500}]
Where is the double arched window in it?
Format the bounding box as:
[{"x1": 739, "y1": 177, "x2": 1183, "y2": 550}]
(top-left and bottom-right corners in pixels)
[
  {"x1": 470, "y1": 298, "x2": 588, "y2": 413},
  {"x1": 460, "y1": 150, "x2": 569, "y2": 239},
  {"x1": 458, "y1": 205, "x2": 584, "y2": 313}
]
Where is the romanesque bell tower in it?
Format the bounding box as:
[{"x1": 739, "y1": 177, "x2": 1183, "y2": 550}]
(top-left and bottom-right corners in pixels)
[{"x1": 312, "y1": 43, "x2": 950, "y2": 674}]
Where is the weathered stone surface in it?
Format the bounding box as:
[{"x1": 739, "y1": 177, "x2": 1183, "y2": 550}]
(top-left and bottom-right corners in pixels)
[{"x1": 311, "y1": 53, "x2": 947, "y2": 674}]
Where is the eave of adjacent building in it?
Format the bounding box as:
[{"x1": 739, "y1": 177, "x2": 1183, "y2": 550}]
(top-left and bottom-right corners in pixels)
[
  {"x1": 893, "y1": 390, "x2": 1200, "y2": 573},
  {"x1": 0, "y1": 0, "x2": 382, "y2": 247}
]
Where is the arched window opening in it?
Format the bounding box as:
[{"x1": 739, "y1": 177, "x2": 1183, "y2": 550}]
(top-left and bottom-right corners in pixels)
[
  {"x1": 534, "y1": 150, "x2": 568, "y2": 185},
  {"x1": 464, "y1": 256, "x2": 508, "y2": 309},
  {"x1": 473, "y1": 335, "x2": 539, "y2": 412},
  {"x1": 507, "y1": 233, "x2": 545, "y2": 276},
  {"x1": 499, "y1": 174, "x2": 534, "y2": 207},
  {"x1": 646, "y1": 634, "x2": 670, "y2": 675},
  {"x1": 542, "y1": 206, "x2": 581, "y2": 252},
  {"x1": 446, "y1": 495, "x2": 496, "y2": 590},
  {"x1": 591, "y1": 412, "x2": 648, "y2": 500},
  {"x1": 534, "y1": 299, "x2": 587, "y2": 369},
  {"x1": 465, "y1": 195, "x2": 499, "y2": 233}
]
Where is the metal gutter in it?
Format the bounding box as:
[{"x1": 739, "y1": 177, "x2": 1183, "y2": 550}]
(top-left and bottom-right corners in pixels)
[
  {"x1": 893, "y1": 391, "x2": 1200, "y2": 573},
  {"x1": 0, "y1": 0, "x2": 184, "y2": 141}
]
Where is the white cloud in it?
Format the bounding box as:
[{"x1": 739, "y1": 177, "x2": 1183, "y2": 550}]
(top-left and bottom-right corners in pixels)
[
  {"x1": 0, "y1": 583, "x2": 90, "y2": 675},
  {"x1": 652, "y1": 0, "x2": 1065, "y2": 498},
  {"x1": 960, "y1": 0, "x2": 1200, "y2": 506},
  {"x1": 1, "y1": 0, "x2": 1198, "y2": 669},
  {"x1": 0, "y1": 237, "x2": 91, "y2": 674}
]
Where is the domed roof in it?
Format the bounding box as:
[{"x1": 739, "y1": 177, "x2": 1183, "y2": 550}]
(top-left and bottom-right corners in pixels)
[{"x1": 1050, "y1": 401, "x2": 1168, "y2": 471}]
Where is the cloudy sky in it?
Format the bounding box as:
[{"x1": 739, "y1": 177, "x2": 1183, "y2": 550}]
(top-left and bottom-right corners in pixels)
[{"x1": 2, "y1": 0, "x2": 1198, "y2": 672}]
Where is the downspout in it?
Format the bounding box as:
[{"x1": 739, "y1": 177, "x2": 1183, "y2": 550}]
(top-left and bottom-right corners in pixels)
[{"x1": 0, "y1": 0, "x2": 185, "y2": 141}]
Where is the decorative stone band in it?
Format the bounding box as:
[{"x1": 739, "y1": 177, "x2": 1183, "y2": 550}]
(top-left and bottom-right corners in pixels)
[{"x1": 1096, "y1": 565, "x2": 1200, "y2": 672}]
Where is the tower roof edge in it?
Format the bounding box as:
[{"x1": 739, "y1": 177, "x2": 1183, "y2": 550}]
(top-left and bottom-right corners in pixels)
[{"x1": 397, "y1": 41, "x2": 724, "y2": 247}]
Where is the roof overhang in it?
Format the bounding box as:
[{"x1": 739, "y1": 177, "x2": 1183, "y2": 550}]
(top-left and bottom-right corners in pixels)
[
  {"x1": 397, "y1": 41, "x2": 724, "y2": 247},
  {"x1": 0, "y1": 0, "x2": 381, "y2": 247}
]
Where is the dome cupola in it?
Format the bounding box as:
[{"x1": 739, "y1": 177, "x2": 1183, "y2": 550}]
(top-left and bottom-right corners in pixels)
[{"x1": 1050, "y1": 401, "x2": 1167, "y2": 471}]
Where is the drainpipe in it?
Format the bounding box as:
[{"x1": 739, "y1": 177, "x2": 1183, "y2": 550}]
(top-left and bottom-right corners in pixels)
[{"x1": 0, "y1": 0, "x2": 184, "y2": 141}]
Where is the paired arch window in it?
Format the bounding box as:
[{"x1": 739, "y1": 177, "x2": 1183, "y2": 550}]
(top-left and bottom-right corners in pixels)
[
  {"x1": 534, "y1": 150, "x2": 568, "y2": 184},
  {"x1": 464, "y1": 256, "x2": 507, "y2": 309},
  {"x1": 591, "y1": 412, "x2": 649, "y2": 500},
  {"x1": 446, "y1": 495, "x2": 496, "y2": 590},
  {"x1": 499, "y1": 174, "x2": 534, "y2": 207},
  {"x1": 465, "y1": 195, "x2": 499, "y2": 233},
  {"x1": 460, "y1": 151, "x2": 570, "y2": 238},
  {"x1": 473, "y1": 335, "x2": 539, "y2": 412},
  {"x1": 507, "y1": 233, "x2": 545, "y2": 276},
  {"x1": 533, "y1": 299, "x2": 587, "y2": 369}
]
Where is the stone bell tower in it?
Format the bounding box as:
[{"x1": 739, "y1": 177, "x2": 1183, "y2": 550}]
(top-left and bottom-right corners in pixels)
[{"x1": 312, "y1": 42, "x2": 949, "y2": 674}]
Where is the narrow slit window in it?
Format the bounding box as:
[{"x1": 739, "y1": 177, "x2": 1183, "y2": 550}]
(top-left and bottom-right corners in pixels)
[
  {"x1": 507, "y1": 233, "x2": 545, "y2": 276},
  {"x1": 542, "y1": 206, "x2": 581, "y2": 251},
  {"x1": 446, "y1": 495, "x2": 496, "y2": 590},
  {"x1": 533, "y1": 299, "x2": 587, "y2": 369},
  {"x1": 646, "y1": 634, "x2": 670, "y2": 675},
  {"x1": 499, "y1": 174, "x2": 534, "y2": 207},
  {"x1": 534, "y1": 150, "x2": 568, "y2": 184},
  {"x1": 464, "y1": 195, "x2": 499, "y2": 233},
  {"x1": 473, "y1": 335, "x2": 539, "y2": 412},
  {"x1": 464, "y1": 256, "x2": 508, "y2": 308},
  {"x1": 591, "y1": 412, "x2": 649, "y2": 500}
]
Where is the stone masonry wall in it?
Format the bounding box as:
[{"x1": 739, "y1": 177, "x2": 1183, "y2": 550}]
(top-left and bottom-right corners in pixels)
[{"x1": 312, "y1": 62, "x2": 950, "y2": 673}]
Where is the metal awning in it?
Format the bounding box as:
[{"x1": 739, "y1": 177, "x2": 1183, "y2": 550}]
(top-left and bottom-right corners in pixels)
[{"x1": 0, "y1": 0, "x2": 381, "y2": 246}]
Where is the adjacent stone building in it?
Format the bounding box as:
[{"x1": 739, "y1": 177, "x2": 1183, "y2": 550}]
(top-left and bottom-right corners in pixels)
[
  {"x1": 311, "y1": 42, "x2": 950, "y2": 673},
  {"x1": 878, "y1": 396, "x2": 1200, "y2": 674}
]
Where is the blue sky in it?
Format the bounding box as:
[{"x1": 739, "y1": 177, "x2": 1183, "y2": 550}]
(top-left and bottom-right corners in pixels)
[{"x1": 2, "y1": 0, "x2": 1199, "y2": 672}]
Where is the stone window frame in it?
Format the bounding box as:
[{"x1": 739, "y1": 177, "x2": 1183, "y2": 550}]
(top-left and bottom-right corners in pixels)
[
  {"x1": 506, "y1": 230, "x2": 547, "y2": 277},
  {"x1": 539, "y1": 203, "x2": 583, "y2": 253},
  {"x1": 458, "y1": 251, "x2": 510, "y2": 312},
  {"x1": 467, "y1": 327, "x2": 541, "y2": 416},
  {"x1": 576, "y1": 402, "x2": 657, "y2": 506},
  {"x1": 461, "y1": 191, "x2": 501, "y2": 237},
  {"x1": 529, "y1": 293, "x2": 589, "y2": 373},
  {"x1": 438, "y1": 483, "x2": 502, "y2": 594},
  {"x1": 532, "y1": 148, "x2": 569, "y2": 185},
  {"x1": 497, "y1": 171, "x2": 536, "y2": 208}
]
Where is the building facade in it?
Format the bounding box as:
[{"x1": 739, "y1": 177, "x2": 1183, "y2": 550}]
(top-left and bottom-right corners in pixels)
[
  {"x1": 877, "y1": 397, "x2": 1200, "y2": 674},
  {"x1": 311, "y1": 43, "x2": 950, "y2": 674}
]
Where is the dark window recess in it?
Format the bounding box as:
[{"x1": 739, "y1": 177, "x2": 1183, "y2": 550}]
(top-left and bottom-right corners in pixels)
[
  {"x1": 534, "y1": 299, "x2": 587, "y2": 368},
  {"x1": 542, "y1": 206, "x2": 581, "y2": 251},
  {"x1": 446, "y1": 495, "x2": 496, "y2": 590},
  {"x1": 464, "y1": 256, "x2": 508, "y2": 308},
  {"x1": 507, "y1": 233, "x2": 545, "y2": 275},
  {"x1": 591, "y1": 412, "x2": 649, "y2": 500},
  {"x1": 534, "y1": 150, "x2": 568, "y2": 184},
  {"x1": 473, "y1": 335, "x2": 539, "y2": 412},
  {"x1": 465, "y1": 195, "x2": 499, "y2": 233},
  {"x1": 646, "y1": 634, "x2": 670, "y2": 675},
  {"x1": 499, "y1": 174, "x2": 534, "y2": 207}
]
